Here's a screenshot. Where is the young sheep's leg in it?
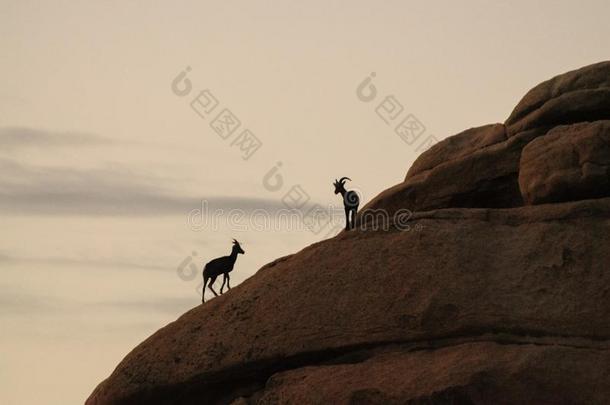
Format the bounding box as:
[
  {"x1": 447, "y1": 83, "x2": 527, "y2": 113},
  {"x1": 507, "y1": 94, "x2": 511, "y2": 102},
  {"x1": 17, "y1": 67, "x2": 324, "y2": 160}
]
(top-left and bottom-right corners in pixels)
[
  {"x1": 220, "y1": 274, "x2": 227, "y2": 294},
  {"x1": 208, "y1": 275, "x2": 219, "y2": 297},
  {"x1": 226, "y1": 274, "x2": 231, "y2": 290},
  {"x1": 202, "y1": 275, "x2": 208, "y2": 303}
]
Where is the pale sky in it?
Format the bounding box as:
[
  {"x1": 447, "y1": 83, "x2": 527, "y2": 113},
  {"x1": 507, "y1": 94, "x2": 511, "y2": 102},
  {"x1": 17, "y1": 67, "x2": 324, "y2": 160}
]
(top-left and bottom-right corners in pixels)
[{"x1": 1, "y1": 1, "x2": 609, "y2": 404}]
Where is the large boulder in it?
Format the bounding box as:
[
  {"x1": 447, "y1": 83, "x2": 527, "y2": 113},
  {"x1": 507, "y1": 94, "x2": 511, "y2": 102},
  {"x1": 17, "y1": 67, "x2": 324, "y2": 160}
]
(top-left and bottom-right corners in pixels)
[
  {"x1": 87, "y1": 198, "x2": 610, "y2": 405},
  {"x1": 87, "y1": 62, "x2": 610, "y2": 405},
  {"x1": 359, "y1": 61, "x2": 610, "y2": 217},
  {"x1": 358, "y1": 126, "x2": 540, "y2": 218},
  {"x1": 256, "y1": 343, "x2": 610, "y2": 405},
  {"x1": 519, "y1": 120, "x2": 610, "y2": 205},
  {"x1": 505, "y1": 61, "x2": 610, "y2": 136},
  {"x1": 405, "y1": 123, "x2": 507, "y2": 178}
]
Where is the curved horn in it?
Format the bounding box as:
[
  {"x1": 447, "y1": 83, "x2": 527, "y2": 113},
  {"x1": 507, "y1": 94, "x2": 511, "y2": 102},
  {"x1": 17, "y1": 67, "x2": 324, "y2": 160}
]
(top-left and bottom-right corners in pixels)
[
  {"x1": 232, "y1": 238, "x2": 238, "y2": 244},
  {"x1": 339, "y1": 177, "x2": 351, "y2": 184}
]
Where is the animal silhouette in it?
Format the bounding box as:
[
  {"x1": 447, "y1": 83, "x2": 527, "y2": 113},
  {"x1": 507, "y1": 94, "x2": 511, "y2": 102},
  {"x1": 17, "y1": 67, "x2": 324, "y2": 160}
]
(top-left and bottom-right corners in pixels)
[
  {"x1": 202, "y1": 239, "x2": 245, "y2": 303},
  {"x1": 334, "y1": 177, "x2": 359, "y2": 230}
]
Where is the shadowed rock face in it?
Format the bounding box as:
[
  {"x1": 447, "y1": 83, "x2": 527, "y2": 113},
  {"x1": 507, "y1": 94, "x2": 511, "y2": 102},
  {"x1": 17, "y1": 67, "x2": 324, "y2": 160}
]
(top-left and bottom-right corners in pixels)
[
  {"x1": 359, "y1": 125, "x2": 538, "y2": 217},
  {"x1": 405, "y1": 123, "x2": 508, "y2": 178},
  {"x1": 256, "y1": 343, "x2": 610, "y2": 405},
  {"x1": 505, "y1": 61, "x2": 610, "y2": 136},
  {"x1": 87, "y1": 62, "x2": 610, "y2": 405},
  {"x1": 519, "y1": 121, "x2": 610, "y2": 205}
]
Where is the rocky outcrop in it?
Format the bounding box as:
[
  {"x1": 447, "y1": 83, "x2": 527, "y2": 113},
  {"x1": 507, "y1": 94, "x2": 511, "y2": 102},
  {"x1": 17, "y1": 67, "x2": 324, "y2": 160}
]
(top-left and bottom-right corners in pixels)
[
  {"x1": 88, "y1": 198, "x2": 610, "y2": 405},
  {"x1": 405, "y1": 123, "x2": 507, "y2": 178},
  {"x1": 359, "y1": 61, "x2": 610, "y2": 218},
  {"x1": 505, "y1": 61, "x2": 610, "y2": 136},
  {"x1": 87, "y1": 62, "x2": 610, "y2": 405},
  {"x1": 519, "y1": 121, "x2": 610, "y2": 205},
  {"x1": 360, "y1": 125, "x2": 537, "y2": 217},
  {"x1": 256, "y1": 343, "x2": 610, "y2": 405}
]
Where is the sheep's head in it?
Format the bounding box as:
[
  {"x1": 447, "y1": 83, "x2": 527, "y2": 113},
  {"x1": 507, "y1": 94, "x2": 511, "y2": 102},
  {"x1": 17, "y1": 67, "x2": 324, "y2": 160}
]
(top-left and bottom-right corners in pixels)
[
  {"x1": 232, "y1": 239, "x2": 245, "y2": 254},
  {"x1": 333, "y1": 177, "x2": 350, "y2": 195}
]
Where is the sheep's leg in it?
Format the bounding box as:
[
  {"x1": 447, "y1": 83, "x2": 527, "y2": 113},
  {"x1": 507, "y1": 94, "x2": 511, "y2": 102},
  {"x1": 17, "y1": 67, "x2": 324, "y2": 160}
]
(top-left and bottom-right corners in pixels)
[
  {"x1": 226, "y1": 274, "x2": 231, "y2": 290},
  {"x1": 220, "y1": 274, "x2": 227, "y2": 294},
  {"x1": 347, "y1": 208, "x2": 355, "y2": 230},
  {"x1": 208, "y1": 275, "x2": 219, "y2": 297},
  {"x1": 344, "y1": 208, "x2": 350, "y2": 231},
  {"x1": 202, "y1": 275, "x2": 208, "y2": 303}
]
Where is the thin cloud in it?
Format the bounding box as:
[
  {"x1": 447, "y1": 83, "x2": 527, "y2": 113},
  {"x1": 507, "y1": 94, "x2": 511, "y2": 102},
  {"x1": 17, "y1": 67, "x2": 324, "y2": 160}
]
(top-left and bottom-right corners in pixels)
[
  {"x1": 0, "y1": 253, "x2": 169, "y2": 271},
  {"x1": 0, "y1": 291, "x2": 195, "y2": 316},
  {"x1": 93, "y1": 297, "x2": 197, "y2": 314},
  {"x1": 0, "y1": 127, "x2": 112, "y2": 150},
  {"x1": 0, "y1": 158, "x2": 291, "y2": 216},
  {"x1": 0, "y1": 126, "x2": 308, "y2": 216},
  {"x1": 0, "y1": 291, "x2": 62, "y2": 315}
]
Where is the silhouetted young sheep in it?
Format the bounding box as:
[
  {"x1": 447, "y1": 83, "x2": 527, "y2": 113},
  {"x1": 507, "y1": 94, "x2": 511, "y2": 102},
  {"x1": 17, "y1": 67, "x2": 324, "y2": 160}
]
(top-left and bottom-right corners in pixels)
[{"x1": 202, "y1": 239, "x2": 245, "y2": 303}]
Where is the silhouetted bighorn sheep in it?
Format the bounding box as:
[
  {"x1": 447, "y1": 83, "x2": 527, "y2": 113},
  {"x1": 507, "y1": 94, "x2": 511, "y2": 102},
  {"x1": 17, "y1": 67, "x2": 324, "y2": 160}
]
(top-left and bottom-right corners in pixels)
[
  {"x1": 202, "y1": 239, "x2": 245, "y2": 303},
  {"x1": 334, "y1": 177, "x2": 359, "y2": 230}
]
